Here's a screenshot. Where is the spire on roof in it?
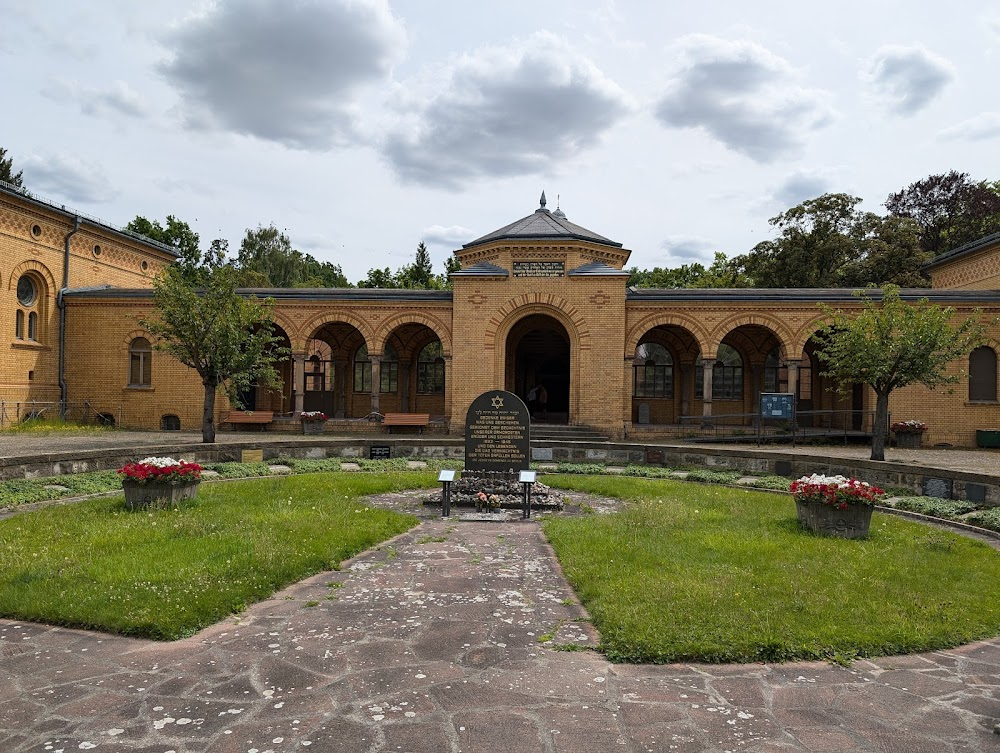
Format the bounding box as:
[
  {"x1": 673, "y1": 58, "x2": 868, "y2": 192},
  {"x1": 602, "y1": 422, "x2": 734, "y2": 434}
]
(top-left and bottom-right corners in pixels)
[
  {"x1": 553, "y1": 194, "x2": 566, "y2": 219},
  {"x1": 536, "y1": 190, "x2": 549, "y2": 214}
]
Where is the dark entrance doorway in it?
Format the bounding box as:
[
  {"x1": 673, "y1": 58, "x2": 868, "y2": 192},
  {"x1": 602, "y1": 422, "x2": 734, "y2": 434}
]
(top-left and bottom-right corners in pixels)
[{"x1": 506, "y1": 314, "x2": 570, "y2": 423}]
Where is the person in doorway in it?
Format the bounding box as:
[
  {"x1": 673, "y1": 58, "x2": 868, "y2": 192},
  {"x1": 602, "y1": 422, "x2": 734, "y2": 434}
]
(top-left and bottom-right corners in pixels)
[
  {"x1": 537, "y1": 383, "x2": 548, "y2": 419},
  {"x1": 526, "y1": 384, "x2": 538, "y2": 417}
]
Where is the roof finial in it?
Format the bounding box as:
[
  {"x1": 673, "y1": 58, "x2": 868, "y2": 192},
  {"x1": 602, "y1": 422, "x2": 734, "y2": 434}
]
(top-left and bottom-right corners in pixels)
[
  {"x1": 552, "y1": 194, "x2": 566, "y2": 219},
  {"x1": 539, "y1": 190, "x2": 547, "y2": 208}
]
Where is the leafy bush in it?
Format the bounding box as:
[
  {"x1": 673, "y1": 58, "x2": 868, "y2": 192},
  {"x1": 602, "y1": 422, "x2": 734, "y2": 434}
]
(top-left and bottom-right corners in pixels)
[
  {"x1": 965, "y1": 508, "x2": 1000, "y2": 532},
  {"x1": 275, "y1": 457, "x2": 344, "y2": 473},
  {"x1": 892, "y1": 497, "x2": 977, "y2": 520},
  {"x1": 741, "y1": 475, "x2": 792, "y2": 491},
  {"x1": 685, "y1": 469, "x2": 743, "y2": 484},
  {"x1": 620, "y1": 465, "x2": 677, "y2": 479},
  {"x1": 203, "y1": 462, "x2": 273, "y2": 478}
]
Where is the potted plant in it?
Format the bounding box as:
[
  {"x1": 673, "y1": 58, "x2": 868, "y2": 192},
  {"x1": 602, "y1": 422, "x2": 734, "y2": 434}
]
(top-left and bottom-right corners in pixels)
[
  {"x1": 891, "y1": 420, "x2": 927, "y2": 449},
  {"x1": 790, "y1": 473, "x2": 884, "y2": 539},
  {"x1": 118, "y1": 456, "x2": 202, "y2": 511},
  {"x1": 300, "y1": 410, "x2": 328, "y2": 435}
]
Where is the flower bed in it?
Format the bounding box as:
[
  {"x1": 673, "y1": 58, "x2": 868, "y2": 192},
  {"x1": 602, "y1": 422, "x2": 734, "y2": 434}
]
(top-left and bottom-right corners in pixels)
[
  {"x1": 118, "y1": 456, "x2": 202, "y2": 511},
  {"x1": 891, "y1": 420, "x2": 927, "y2": 434},
  {"x1": 300, "y1": 411, "x2": 328, "y2": 423},
  {"x1": 790, "y1": 473, "x2": 884, "y2": 539}
]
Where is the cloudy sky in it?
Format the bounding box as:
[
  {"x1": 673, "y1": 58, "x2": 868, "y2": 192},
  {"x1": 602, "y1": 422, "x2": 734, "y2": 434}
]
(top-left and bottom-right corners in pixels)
[{"x1": 4, "y1": 0, "x2": 1000, "y2": 282}]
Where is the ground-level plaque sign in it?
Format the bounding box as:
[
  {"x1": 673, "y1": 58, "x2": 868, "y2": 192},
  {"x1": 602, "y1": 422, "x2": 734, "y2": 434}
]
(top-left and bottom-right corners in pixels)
[{"x1": 465, "y1": 390, "x2": 531, "y2": 473}]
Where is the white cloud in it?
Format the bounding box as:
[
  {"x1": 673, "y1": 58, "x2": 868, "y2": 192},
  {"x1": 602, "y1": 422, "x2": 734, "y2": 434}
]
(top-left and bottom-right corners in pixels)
[
  {"x1": 654, "y1": 35, "x2": 834, "y2": 163},
  {"x1": 44, "y1": 80, "x2": 149, "y2": 120},
  {"x1": 382, "y1": 32, "x2": 633, "y2": 189},
  {"x1": 20, "y1": 153, "x2": 118, "y2": 203},
  {"x1": 660, "y1": 235, "x2": 715, "y2": 264},
  {"x1": 771, "y1": 169, "x2": 836, "y2": 209},
  {"x1": 938, "y1": 113, "x2": 1000, "y2": 142},
  {"x1": 421, "y1": 224, "x2": 476, "y2": 247},
  {"x1": 866, "y1": 44, "x2": 955, "y2": 116},
  {"x1": 159, "y1": 0, "x2": 406, "y2": 149}
]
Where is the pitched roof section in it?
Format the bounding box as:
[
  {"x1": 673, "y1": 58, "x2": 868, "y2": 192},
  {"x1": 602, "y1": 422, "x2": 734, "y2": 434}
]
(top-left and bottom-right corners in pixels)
[
  {"x1": 922, "y1": 232, "x2": 1000, "y2": 271},
  {"x1": 449, "y1": 261, "x2": 510, "y2": 277},
  {"x1": 463, "y1": 192, "x2": 622, "y2": 250},
  {"x1": 568, "y1": 261, "x2": 630, "y2": 277}
]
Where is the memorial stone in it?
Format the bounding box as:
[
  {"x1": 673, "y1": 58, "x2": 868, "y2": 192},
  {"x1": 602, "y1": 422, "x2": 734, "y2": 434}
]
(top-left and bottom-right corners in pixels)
[{"x1": 465, "y1": 390, "x2": 530, "y2": 473}]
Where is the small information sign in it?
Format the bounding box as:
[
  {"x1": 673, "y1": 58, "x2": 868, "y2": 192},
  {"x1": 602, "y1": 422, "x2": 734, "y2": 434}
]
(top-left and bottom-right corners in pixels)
[
  {"x1": 370, "y1": 445, "x2": 391, "y2": 460},
  {"x1": 513, "y1": 261, "x2": 565, "y2": 277},
  {"x1": 760, "y1": 393, "x2": 795, "y2": 419},
  {"x1": 241, "y1": 449, "x2": 264, "y2": 463}
]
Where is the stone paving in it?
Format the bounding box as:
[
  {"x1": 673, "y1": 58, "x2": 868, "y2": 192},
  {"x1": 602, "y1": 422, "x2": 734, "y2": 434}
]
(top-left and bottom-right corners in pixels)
[{"x1": 4, "y1": 488, "x2": 1000, "y2": 752}]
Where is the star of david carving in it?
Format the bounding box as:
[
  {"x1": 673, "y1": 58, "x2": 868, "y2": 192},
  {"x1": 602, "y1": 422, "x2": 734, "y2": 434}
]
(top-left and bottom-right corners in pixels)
[{"x1": 491, "y1": 395, "x2": 504, "y2": 409}]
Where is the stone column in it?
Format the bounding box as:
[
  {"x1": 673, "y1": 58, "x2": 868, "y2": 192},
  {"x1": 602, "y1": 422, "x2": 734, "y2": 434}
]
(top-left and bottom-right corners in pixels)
[
  {"x1": 786, "y1": 359, "x2": 800, "y2": 398},
  {"x1": 679, "y1": 364, "x2": 691, "y2": 421},
  {"x1": 293, "y1": 352, "x2": 306, "y2": 415},
  {"x1": 701, "y1": 357, "x2": 715, "y2": 424},
  {"x1": 335, "y1": 359, "x2": 347, "y2": 418},
  {"x1": 401, "y1": 363, "x2": 411, "y2": 412},
  {"x1": 369, "y1": 355, "x2": 382, "y2": 416},
  {"x1": 442, "y1": 354, "x2": 453, "y2": 431},
  {"x1": 623, "y1": 356, "x2": 635, "y2": 432}
]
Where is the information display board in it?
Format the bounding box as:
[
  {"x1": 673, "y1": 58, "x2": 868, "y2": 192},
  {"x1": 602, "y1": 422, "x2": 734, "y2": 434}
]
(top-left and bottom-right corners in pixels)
[{"x1": 760, "y1": 393, "x2": 795, "y2": 420}]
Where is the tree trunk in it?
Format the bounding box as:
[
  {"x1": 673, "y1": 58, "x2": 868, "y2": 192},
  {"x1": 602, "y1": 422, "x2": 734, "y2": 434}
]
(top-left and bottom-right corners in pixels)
[
  {"x1": 870, "y1": 390, "x2": 891, "y2": 461},
  {"x1": 202, "y1": 379, "x2": 218, "y2": 443}
]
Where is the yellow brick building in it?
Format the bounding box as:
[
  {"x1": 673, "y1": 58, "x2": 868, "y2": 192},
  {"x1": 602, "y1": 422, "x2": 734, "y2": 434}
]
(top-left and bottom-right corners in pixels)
[{"x1": 4, "y1": 183, "x2": 999, "y2": 446}]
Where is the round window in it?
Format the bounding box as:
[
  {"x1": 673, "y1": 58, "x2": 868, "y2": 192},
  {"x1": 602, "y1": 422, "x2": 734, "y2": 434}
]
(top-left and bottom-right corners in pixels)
[
  {"x1": 140, "y1": 260, "x2": 149, "y2": 272},
  {"x1": 16, "y1": 275, "x2": 37, "y2": 306},
  {"x1": 31, "y1": 224, "x2": 41, "y2": 237},
  {"x1": 93, "y1": 244, "x2": 102, "y2": 257}
]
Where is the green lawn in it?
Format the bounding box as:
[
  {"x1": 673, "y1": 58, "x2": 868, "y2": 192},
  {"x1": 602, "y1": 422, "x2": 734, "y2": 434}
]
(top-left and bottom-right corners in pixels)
[
  {"x1": 543, "y1": 474, "x2": 1000, "y2": 663},
  {"x1": 0, "y1": 473, "x2": 431, "y2": 639}
]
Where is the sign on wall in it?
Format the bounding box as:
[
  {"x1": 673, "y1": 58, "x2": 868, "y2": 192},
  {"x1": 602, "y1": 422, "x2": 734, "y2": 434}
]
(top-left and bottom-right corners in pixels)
[
  {"x1": 512, "y1": 261, "x2": 565, "y2": 277},
  {"x1": 760, "y1": 393, "x2": 795, "y2": 420}
]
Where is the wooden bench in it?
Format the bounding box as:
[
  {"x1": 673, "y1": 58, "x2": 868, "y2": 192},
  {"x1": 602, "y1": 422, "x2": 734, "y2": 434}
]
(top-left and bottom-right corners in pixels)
[
  {"x1": 383, "y1": 412, "x2": 430, "y2": 434},
  {"x1": 222, "y1": 410, "x2": 274, "y2": 430}
]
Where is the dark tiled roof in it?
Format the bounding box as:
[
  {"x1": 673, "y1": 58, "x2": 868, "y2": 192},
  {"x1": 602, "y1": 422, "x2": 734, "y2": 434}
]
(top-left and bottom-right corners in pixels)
[
  {"x1": 463, "y1": 194, "x2": 622, "y2": 250},
  {"x1": 626, "y1": 287, "x2": 1000, "y2": 303},
  {"x1": 64, "y1": 287, "x2": 454, "y2": 302},
  {"x1": 922, "y1": 232, "x2": 1000, "y2": 271},
  {"x1": 449, "y1": 261, "x2": 509, "y2": 277},
  {"x1": 0, "y1": 180, "x2": 180, "y2": 257},
  {"x1": 568, "y1": 261, "x2": 630, "y2": 277}
]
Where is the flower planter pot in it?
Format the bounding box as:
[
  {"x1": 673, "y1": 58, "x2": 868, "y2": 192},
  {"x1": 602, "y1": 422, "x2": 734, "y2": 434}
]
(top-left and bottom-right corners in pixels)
[
  {"x1": 122, "y1": 479, "x2": 200, "y2": 511},
  {"x1": 795, "y1": 499, "x2": 874, "y2": 539},
  {"x1": 301, "y1": 421, "x2": 325, "y2": 435},
  {"x1": 894, "y1": 431, "x2": 923, "y2": 449}
]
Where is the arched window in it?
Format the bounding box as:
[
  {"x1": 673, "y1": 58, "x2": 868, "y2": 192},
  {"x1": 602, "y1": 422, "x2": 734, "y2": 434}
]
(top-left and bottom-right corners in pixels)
[
  {"x1": 970, "y1": 346, "x2": 997, "y2": 402},
  {"x1": 128, "y1": 337, "x2": 152, "y2": 387},
  {"x1": 15, "y1": 273, "x2": 41, "y2": 342},
  {"x1": 353, "y1": 344, "x2": 372, "y2": 392},
  {"x1": 633, "y1": 342, "x2": 673, "y2": 398},
  {"x1": 417, "y1": 340, "x2": 445, "y2": 394},
  {"x1": 695, "y1": 344, "x2": 743, "y2": 399},
  {"x1": 380, "y1": 344, "x2": 398, "y2": 393}
]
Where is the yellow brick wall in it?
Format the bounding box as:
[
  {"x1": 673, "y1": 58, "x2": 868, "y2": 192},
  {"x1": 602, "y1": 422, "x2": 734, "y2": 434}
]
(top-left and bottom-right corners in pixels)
[{"x1": 1, "y1": 192, "x2": 174, "y2": 413}]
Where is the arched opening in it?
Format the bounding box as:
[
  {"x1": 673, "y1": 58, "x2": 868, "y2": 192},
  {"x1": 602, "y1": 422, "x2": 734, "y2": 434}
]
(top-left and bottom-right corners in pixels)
[
  {"x1": 631, "y1": 324, "x2": 700, "y2": 425},
  {"x1": 505, "y1": 314, "x2": 570, "y2": 423},
  {"x1": 380, "y1": 323, "x2": 447, "y2": 416},
  {"x1": 235, "y1": 324, "x2": 292, "y2": 413},
  {"x1": 303, "y1": 322, "x2": 367, "y2": 418}
]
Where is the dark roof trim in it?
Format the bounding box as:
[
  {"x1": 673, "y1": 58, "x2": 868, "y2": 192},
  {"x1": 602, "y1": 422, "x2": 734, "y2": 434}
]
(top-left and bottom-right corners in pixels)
[
  {"x1": 0, "y1": 179, "x2": 180, "y2": 257},
  {"x1": 63, "y1": 286, "x2": 454, "y2": 302},
  {"x1": 449, "y1": 261, "x2": 510, "y2": 277},
  {"x1": 922, "y1": 232, "x2": 1000, "y2": 271},
  {"x1": 627, "y1": 287, "x2": 1000, "y2": 303},
  {"x1": 568, "y1": 261, "x2": 630, "y2": 277},
  {"x1": 463, "y1": 203, "x2": 622, "y2": 250}
]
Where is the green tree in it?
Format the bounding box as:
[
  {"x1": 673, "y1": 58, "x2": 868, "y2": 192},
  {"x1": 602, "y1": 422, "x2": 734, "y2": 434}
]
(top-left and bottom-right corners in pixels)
[
  {"x1": 885, "y1": 171, "x2": 1000, "y2": 257},
  {"x1": 0, "y1": 147, "x2": 23, "y2": 187},
  {"x1": 357, "y1": 242, "x2": 455, "y2": 289},
  {"x1": 125, "y1": 215, "x2": 203, "y2": 277},
  {"x1": 357, "y1": 266, "x2": 400, "y2": 288},
  {"x1": 735, "y1": 193, "x2": 929, "y2": 288},
  {"x1": 628, "y1": 253, "x2": 750, "y2": 288},
  {"x1": 236, "y1": 225, "x2": 349, "y2": 288},
  {"x1": 812, "y1": 285, "x2": 985, "y2": 461},
  {"x1": 397, "y1": 241, "x2": 434, "y2": 288},
  {"x1": 139, "y1": 259, "x2": 288, "y2": 443}
]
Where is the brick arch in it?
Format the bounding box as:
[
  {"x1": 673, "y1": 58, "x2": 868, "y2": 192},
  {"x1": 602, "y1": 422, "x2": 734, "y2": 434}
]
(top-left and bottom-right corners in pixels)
[
  {"x1": 789, "y1": 316, "x2": 834, "y2": 359},
  {"x1": 484, "y1": 294, "x2": 590, "y2": 353},
  {"x1": 121, "y1": 328, "x2": 154, "y2": 349},
  {"x1": 295, "y1": 311, "x2": 375, "y2": 353},
  {"x1": 373, "y1": 311, "x2": 453, "y2": 357},
  {"x1": 8, "y1": 259, "x2": 57, "y2": 294},
  {"x1": 708, "y1": 313, "x2": 794, "y2": 356},
  {"x1": 625, "y1": 313, "x2": 712, "y2": 358},
  {"x1": 266, "y1": 312, "x2": 296, "y2": 345}
]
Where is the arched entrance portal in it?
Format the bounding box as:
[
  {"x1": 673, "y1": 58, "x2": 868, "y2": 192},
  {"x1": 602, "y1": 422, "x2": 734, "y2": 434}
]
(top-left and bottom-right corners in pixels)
[{"x1": 506, "y1": 314, "x2": 570, "y2": 423}]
